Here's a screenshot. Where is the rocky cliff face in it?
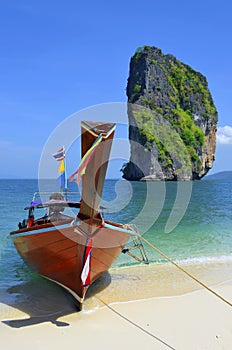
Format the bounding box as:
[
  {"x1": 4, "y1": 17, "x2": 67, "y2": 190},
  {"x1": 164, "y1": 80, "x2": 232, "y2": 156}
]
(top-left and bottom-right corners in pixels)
[{"x1": 122, "y1": 46, "x2": 218, "y2": 181}]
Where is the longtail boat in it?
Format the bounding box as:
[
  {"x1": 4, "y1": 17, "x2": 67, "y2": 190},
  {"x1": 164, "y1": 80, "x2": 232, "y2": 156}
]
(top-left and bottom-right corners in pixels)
[{"x1": 10, "y1": 121, "x2": 147, "y2": 310}]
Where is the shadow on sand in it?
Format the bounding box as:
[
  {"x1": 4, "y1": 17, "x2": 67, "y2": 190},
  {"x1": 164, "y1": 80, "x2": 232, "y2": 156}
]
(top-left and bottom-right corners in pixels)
[{"x1": 1, "y1": 272, "x2": 111, "y2": 328}]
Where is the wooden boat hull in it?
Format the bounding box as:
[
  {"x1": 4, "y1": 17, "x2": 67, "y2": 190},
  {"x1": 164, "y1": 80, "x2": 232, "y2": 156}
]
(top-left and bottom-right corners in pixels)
[
  {"x1": 10, "y1": 121, "x2": 134, "y2": 309},
  {"x1": 11, "y1": 222, "x2": 131, "y2": 308}
]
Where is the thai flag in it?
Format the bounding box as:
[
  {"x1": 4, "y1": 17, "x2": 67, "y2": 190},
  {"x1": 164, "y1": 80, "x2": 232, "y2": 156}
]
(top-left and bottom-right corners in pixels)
[
  {"x1": 52, "y1": 147, "x2": 65, "y2": 161},
  {"x1": 81, "y1": 239, "x2": 92, "y2": 286},
  {"x1": 52, "y1": 147, "x2": 67, "y2": 190}
]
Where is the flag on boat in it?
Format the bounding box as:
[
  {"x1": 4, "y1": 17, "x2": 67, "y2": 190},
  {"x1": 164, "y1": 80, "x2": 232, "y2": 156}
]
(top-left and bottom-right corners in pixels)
[
  {"x1": 81, "y1": 239, "x2": 92, "y2": 286},
  {"x1": 52, "y1": 146, "x2": 67, "y2": 190},
  {"x1": 52, "y1": 146, "x2": 65, "y2": 161},
  {"x1": 69, "y1": 133, "x2": 103, "y2": 184},
  {"x1": 58, "y1": 159, "x2": 67, "y2": 189}
]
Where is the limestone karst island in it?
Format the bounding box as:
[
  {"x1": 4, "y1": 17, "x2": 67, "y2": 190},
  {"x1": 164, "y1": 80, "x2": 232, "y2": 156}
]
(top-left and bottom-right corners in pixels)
[{"x1": 122, "y1": 46, "x2": 218, "y2": 181}]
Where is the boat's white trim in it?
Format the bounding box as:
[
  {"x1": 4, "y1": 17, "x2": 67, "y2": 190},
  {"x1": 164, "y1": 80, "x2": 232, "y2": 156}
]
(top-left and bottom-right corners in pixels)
[
  {"x1": 41, "y1": 275, "x2": 84, "y2": 304},
  {"x1": 105, "y1": 124, "x2": 116, "y2": 138},
  {"x1": 11, "y1": 223, "x2": 72, "y2": 238},
  {"x1": 103, "y1": 222, "x2": 136, "y2": 235}
]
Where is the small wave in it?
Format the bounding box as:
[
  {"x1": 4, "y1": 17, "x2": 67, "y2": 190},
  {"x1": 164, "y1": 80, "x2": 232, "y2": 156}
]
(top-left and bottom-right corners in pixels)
[
  {"x1": 175, "y1": 255, "x2": 232, "y2": 266},
  {"x1": 115, "y1": 254, "x2": 232, "y2": 269}
]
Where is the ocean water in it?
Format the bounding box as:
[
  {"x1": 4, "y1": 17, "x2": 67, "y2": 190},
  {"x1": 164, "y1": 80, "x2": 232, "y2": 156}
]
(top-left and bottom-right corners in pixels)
[{"x1": 0, "y1": 178, "x2": 232, "y2": 316}]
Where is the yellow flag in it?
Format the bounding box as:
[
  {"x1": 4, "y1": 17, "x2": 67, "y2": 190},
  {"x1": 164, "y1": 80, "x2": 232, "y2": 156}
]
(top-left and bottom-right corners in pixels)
[{"x1": 58, "y1": 159, "x2": 65, "y2": 173}]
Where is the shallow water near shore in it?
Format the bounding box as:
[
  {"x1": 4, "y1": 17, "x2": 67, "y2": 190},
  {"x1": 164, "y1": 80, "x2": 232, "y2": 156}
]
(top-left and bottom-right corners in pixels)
[
  {"x1": 83, "y1": 257, "x2": 232, "y2": 311},
  {"x1": 1, "y1": 258, "x2": 232, "y2": 323},
  {"x1": 0, "y1": 178, "x2": 232, "y2": 321}
]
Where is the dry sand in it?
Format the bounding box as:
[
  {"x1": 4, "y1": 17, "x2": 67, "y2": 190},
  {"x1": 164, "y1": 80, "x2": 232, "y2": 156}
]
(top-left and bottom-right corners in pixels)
[{"x1": 1, "y1": 262, "x2": 232, "y2": 350}]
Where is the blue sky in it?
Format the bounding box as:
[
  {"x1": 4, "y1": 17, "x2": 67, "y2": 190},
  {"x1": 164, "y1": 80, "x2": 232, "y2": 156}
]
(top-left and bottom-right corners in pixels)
[{"x1": 1, "y1": 0, "x2": 232, "y2": 178}]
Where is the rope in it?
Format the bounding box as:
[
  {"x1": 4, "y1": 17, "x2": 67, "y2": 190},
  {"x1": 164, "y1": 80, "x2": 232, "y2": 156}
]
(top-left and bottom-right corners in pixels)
[
  {"x1": 137, "y1": 233, "x2": 232, "y2": 308},
  {"x1": 94, "y1": 226, "x2": 231, "y2": 347},
  {"x1": 97, "y1": 297, "x2": 176, "y2": 350}
]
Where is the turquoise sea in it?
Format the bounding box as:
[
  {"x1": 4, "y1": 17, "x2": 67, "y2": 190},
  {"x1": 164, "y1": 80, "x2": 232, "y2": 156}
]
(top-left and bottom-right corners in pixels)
[{"x1": 0, "y1": 177, "x2": 232, "y2": 317}]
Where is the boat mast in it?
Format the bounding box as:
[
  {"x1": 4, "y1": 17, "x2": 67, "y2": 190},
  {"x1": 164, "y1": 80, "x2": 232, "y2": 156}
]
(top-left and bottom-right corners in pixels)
[{"x1": 78, "y1": 121, "x2": 115, "y2": 233}]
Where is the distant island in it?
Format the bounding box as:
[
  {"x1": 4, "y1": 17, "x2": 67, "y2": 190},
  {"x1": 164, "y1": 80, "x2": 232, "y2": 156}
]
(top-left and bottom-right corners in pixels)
[
  {"x1": 122, "y1": 46, "x2": 218, "y2": 181},
  {"x1": 205, "y1": 171, "x2": 232, "y2": 180}
]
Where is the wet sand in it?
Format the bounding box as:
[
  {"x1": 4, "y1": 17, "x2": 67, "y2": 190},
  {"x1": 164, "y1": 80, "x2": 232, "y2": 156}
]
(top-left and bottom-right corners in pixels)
[{"x1": 1, "y1": 261, "x2": 232, "y2": 350}]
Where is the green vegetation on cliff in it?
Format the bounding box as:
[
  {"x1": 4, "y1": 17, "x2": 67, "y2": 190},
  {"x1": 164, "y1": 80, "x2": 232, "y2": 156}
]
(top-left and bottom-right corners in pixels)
[
  {"x1": 128, "y1": 46, "x2": 216, "y2": 166},
  {"x1": 124, "y1": 45, "x2": 218, "y2": 180},
  {"x1": 133, "y1": 108, "x2": 192, "y2": 174}
]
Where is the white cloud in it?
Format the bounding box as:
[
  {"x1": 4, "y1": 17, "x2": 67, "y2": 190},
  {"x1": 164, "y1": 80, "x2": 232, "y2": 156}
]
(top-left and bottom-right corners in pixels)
[{"x1": 217, "y1": 126, "x2": 232, "y2": 145}]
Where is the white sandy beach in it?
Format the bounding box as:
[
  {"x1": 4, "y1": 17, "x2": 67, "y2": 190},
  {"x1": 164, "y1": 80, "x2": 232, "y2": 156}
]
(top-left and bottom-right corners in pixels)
[{"x1": 1, "y1": 262, "x2": 232, "y2": 350}]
